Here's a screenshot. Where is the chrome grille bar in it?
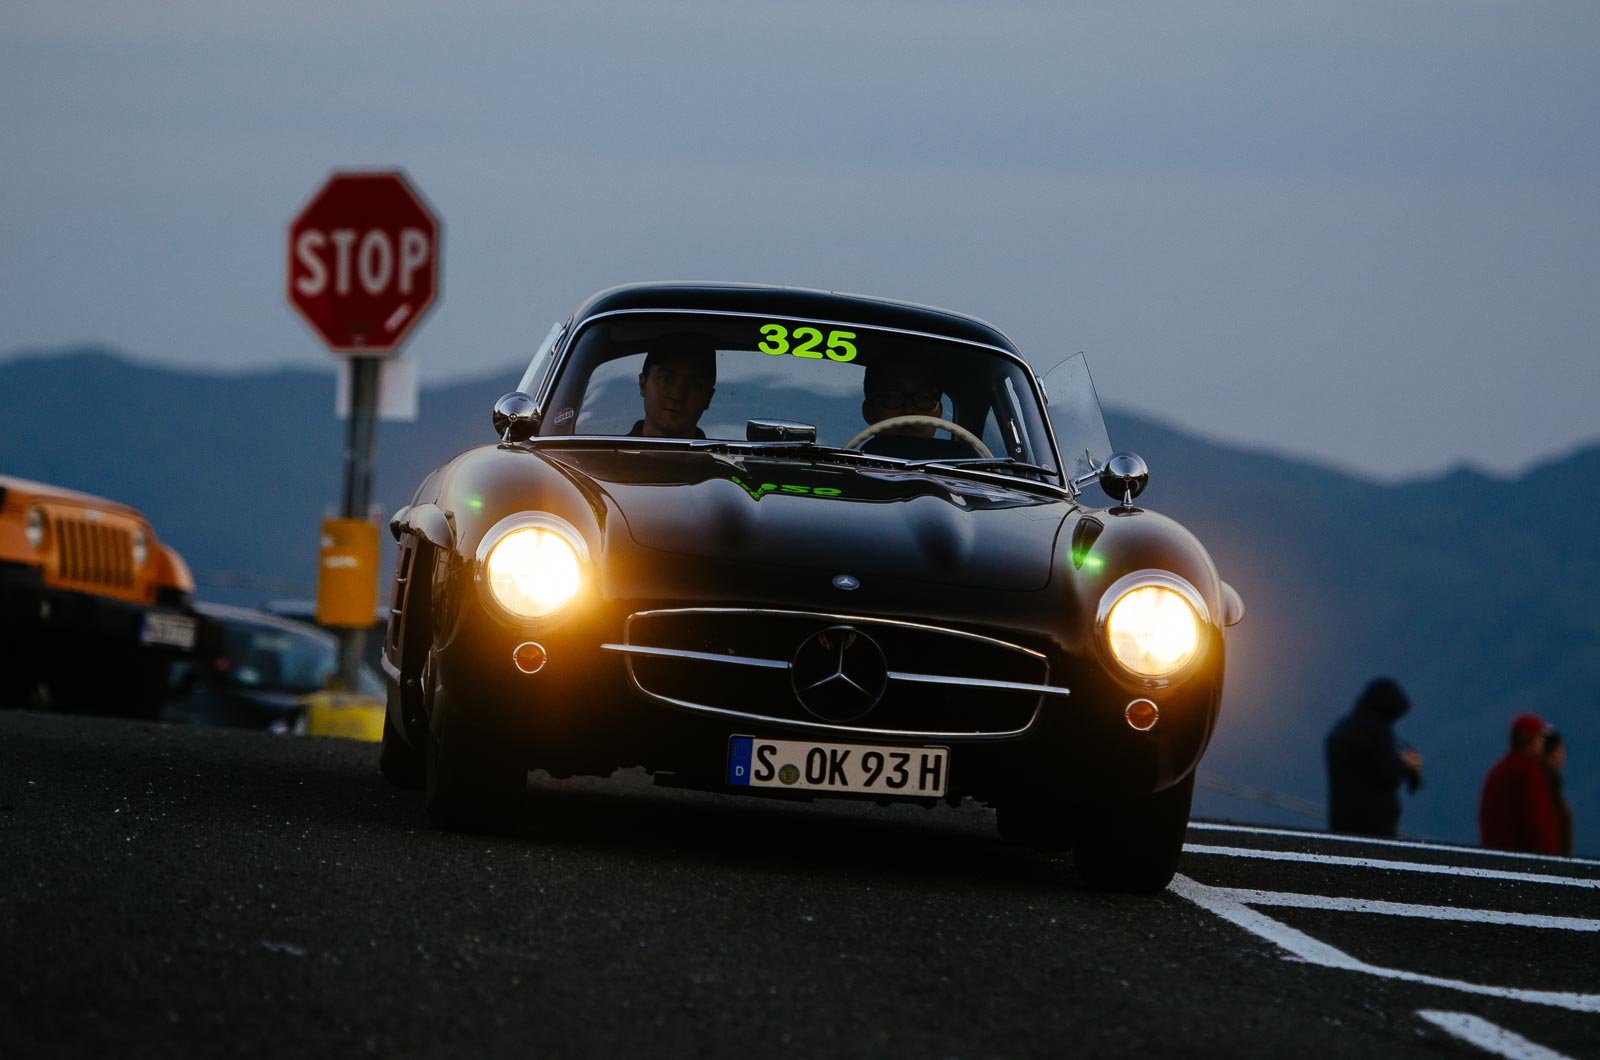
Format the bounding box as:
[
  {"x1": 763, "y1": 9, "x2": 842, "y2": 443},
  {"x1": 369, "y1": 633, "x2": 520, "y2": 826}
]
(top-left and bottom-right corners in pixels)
[{"x1": 599, "y1": 642, "x2": 1069, "y2": 698}]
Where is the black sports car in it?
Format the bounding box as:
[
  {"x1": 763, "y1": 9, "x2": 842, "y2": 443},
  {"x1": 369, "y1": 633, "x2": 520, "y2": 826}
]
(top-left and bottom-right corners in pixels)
[{"x1": 380, "y1": 282, "x2": 1243, "y2": 891}]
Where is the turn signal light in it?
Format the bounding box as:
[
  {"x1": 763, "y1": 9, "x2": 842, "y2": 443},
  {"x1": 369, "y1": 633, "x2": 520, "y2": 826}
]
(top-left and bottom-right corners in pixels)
[
  {"x1": 1125, "y1": 698, "x2": 1159, "y2": 731},
  {"x1": 512, "y1": 641, "x2": 548, "y2": 675}
]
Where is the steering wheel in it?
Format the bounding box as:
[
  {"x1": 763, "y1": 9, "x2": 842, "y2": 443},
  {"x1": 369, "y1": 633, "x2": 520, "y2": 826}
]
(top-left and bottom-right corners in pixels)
[{"x1": 844, "y1": 415, "x2": 993, "y2": 458}]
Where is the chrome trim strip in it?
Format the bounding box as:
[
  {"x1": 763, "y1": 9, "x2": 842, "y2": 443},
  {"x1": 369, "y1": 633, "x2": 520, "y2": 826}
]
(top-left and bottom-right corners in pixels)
[
  {"x1": 886, "y1": 671, "x2": 1071, "y2": 698},
  {"x1": 598, "y1": 643, "x2": 1071, "y2": 699},
  {"x1": 626, "y1": 606, "x2": 1049, "y2": 661},
  {"x1": 599, "y1": 643, "x2": 790, "y2": 670}
]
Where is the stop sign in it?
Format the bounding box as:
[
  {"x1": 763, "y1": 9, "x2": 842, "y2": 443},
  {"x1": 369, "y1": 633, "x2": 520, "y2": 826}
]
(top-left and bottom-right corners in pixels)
[{"x1": 287, "y1": 170, "x2": 440, "y2": 354}]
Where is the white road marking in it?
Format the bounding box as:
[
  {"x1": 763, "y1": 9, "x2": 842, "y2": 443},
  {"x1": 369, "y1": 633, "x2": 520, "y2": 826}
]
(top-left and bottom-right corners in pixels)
[
  {"x1": 1169, "y1": 875, "x2": 1600, "y2": 1014},
  {"x1": 1416, "y1": 1011, "x2": 1573, "y2": 1060},
  {"x1": 1204, "y1": 887, "x2": 1600, "y2": 931},
  {"x1": 1190, "y1": 822, "x2": 1600, "y2": 868},
  {"x1": 1185, "y1": 844, "x2": 1600, "y2": 889}
]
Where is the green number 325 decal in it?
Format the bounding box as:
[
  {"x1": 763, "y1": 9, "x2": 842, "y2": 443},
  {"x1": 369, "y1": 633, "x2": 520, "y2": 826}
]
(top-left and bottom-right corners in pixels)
[{"x1": 758, "y1": 324, "x2": 858, "y2": 362}]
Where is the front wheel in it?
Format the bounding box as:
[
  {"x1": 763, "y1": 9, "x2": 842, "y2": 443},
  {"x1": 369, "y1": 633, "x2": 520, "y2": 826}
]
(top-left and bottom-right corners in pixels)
[
  {"x1": 379, "y1": 709, "x2": 426, "y2": 789},
  {"x1": 424, "y1": 685, "x2": 527, "y2": 832},
  {"x1": 1072, "y1": 773, "x2": 1195, "y2": 893}
]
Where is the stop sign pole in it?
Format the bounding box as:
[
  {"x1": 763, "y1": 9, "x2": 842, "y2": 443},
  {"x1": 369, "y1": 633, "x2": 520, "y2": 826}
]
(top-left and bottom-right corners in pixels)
[{"x1": 287, "y1": 169, "x2": 440, "y2": 691}]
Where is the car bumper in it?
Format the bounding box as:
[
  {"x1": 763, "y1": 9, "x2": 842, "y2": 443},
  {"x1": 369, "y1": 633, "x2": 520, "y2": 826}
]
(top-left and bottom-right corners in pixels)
[
  {"x1": 0, "y1": 561, "x2": 198, "y2": 698},
  {"x1": 426, "y1": 597, "x2": 1221, "y2": 805}
]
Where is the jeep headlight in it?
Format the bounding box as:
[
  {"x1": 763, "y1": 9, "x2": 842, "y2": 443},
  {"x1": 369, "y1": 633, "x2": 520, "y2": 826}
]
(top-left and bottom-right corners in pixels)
[
  {"x1": 483, "y1": 525, "x2": 582, "y2": 619},
  {"x1": 1099, "y1": 572, "x2": 1206, "y2": 681},
  {"x1": 132, "y1": 527, "x2": 150, "y2": 567},
  {"x1": 25, "y1": 507, "x2": 46, "y2": 550}
]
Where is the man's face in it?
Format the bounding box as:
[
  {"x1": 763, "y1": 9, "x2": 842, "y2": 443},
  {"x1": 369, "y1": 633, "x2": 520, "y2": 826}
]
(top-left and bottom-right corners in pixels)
[
  {"x1": 863, "y1": 361, "x2": 944, "y2": 438},
  {"x1": 638, "y1": 350, "x2": 716, "y2": 438}
]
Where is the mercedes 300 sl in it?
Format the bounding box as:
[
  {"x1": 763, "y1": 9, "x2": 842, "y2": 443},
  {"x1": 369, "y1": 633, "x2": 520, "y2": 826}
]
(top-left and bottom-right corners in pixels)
[{"x1": 379, "y1": 282, "x2": 1243, "y2": 892}]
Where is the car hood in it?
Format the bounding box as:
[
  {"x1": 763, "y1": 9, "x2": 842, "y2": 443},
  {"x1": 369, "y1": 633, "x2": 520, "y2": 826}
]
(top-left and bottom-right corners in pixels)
[{"x1": 541, "y1": 448, "x2": 1069, "y2": 591}]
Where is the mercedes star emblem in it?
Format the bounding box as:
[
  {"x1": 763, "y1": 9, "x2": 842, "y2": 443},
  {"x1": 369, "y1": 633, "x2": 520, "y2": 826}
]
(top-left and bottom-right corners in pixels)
[{"x1": 789, "y1": 625, "x2": 888, "y2": 722}]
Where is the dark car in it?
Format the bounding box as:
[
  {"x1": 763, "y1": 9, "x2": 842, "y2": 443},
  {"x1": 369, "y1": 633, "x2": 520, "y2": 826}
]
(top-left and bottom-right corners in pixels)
[
  {"x1": 259, "y1": 597, "x2": 388, "y2": 675},
  {"x1": 379, "y1": 282, "x2": 1243, "y2": 891},
  {"x1": 163, "y1": 602, "x2": 382, "y2": 733}
]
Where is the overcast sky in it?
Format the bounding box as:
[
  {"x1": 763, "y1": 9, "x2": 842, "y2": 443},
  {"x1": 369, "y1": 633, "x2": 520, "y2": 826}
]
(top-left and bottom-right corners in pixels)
[{"x1": 3, "y1": 1, "x2": 1596, "y2": 481}]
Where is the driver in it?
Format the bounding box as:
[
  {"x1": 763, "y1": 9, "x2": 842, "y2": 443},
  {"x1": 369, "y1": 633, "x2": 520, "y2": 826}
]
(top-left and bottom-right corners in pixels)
[
  {"x1": 631, "y1": 339, "x2": 717, "y2": 438},
  {"x1": 861, "y1": 357, "x2": 944, "y2": 438}
]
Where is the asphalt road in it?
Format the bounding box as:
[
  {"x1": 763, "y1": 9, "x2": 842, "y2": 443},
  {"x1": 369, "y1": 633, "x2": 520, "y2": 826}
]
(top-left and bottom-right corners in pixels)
[{"x1": 2, "y1": 712, "x2": 1596, "y2": 1059}]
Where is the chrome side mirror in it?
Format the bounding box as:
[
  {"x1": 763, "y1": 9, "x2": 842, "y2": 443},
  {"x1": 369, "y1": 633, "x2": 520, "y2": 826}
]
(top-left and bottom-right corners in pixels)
[
  {"x1": 1099, "y1": 450, "x2": 1149, "y2": 506},
  {"x1": 493, "y1": 392, "x2": 540, "y2": 443}
]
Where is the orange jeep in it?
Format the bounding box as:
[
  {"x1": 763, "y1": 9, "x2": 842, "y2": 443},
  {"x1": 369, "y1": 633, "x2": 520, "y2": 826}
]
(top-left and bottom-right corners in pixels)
[{"x1": 0, "y1": 475, "x2": 198, "y2": 716}]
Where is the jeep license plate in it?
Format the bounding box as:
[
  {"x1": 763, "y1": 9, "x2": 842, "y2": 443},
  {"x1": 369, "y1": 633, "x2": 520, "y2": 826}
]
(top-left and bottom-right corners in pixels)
[
  {"x1": 140, "y1": 611, "x2": 197, "y2": 651},
  {"x1": 727, "y1": 736, "x2": 948, "y2": 796}
]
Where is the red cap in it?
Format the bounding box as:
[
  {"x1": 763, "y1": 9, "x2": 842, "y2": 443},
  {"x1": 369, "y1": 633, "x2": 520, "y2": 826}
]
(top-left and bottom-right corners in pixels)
[{"x1": 1509, "y1": 712, "x2": 1549, "y2": 740}]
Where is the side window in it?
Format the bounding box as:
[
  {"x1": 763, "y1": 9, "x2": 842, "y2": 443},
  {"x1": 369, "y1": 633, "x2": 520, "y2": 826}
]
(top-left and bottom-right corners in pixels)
[
  {"x1": 980, "y1": 377, "x2": 1033, "y2": 462},
  {"x1": 572, "y1": 354, "x2": 646, "y2": 435},
  {"x1": 981, "y1": 405, "x2": 1008, "y2": 459}
]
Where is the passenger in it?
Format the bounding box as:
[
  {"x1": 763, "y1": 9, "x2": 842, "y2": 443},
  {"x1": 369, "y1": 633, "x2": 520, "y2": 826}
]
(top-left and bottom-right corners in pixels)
[
  {"x1": 861, "y1": 357, "x2": 944, "y2": 439},
  {"x1": 1542, "y1": 728, "x2": 1574, "y2": 857},
  {"x1": 1324, "y1": 677, "x2": 1423, "y2": 838},
  {"x1": 1478, "y1": 712, "x2": 1562, "y2": 855},
  {"x1": 631, "y1": 340, "x2": 716, "y2": 439}
]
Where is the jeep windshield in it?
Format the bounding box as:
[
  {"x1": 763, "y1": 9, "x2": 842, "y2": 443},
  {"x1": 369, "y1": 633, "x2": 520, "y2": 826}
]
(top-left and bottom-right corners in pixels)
[{"x1": 536, "y1": 311, "x2": 1061, "y2": 478}]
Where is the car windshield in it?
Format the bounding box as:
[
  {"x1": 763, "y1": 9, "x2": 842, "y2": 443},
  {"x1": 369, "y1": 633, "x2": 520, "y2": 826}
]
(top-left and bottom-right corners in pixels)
[
  {"x1": 537, "y1": 310, "x2": 1061, "y2": 476},
  {"x1": 219, "y1": 622, "x2": 338, "y2": 695}
]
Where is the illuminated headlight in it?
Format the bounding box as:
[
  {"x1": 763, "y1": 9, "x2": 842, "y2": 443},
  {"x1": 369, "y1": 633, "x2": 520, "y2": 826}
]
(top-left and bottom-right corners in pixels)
[
  {"x1": 132, "y1": 528, "x2": 150, "y2": 567},
  {"x1": 483, "y1": 526, "x2": 582, "y2": 619},
  {"x1": 25, "y1": 507, "x2": 46, "y2": 550},
  {"x1": 1099, "y1": 573, "x2": 1207, "y2": 682}
]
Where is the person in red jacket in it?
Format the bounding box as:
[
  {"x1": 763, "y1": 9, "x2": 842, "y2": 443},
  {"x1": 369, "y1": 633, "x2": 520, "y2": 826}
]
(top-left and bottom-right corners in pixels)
[{"x1": 1479, "y1": 713, "x2": 1562, "y2": 854}]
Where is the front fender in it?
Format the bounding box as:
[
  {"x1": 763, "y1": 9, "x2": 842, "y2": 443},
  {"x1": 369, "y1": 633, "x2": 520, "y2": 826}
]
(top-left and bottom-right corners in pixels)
[{"x1": 1046, "y1": 504, "x2": 1231, "y2": 793}]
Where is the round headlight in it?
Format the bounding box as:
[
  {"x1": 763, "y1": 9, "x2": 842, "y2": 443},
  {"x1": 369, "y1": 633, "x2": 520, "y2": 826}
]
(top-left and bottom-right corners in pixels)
[
  {"x1": 25, "y1": 507, "x2": 46, "y2": 550},
  {"x1": 484, "y1": 527, "x2": 582, "y2": 619},
  {"x1": 1105, "y1": 584, "x2": 1201, "y2": 679},
  {"x1": 132, "y1": 528, "x2": 150, "y2": 567}
]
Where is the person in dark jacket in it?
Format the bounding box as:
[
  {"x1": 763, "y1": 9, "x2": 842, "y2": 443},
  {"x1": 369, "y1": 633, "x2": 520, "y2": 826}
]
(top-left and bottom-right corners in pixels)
[
  {"x1": 1324, "y1": 677, "x2": 1424, "y2": 837},
  {"x1": 1543, "y1": 729, "x2": 1574, "y2": 858},
  {"x1": 1479, "y1": 712, "x2": 1562, "y2": 855}
]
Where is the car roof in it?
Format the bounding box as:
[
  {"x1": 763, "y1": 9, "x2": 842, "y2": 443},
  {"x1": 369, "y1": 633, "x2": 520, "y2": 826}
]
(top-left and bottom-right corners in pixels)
[
  {"x1": 0, "y1": 474, "x2": 144, "y2": 517},
  {"x1": 567, "y1": 282, "x2": 1022, "y2": 354},
  {"x1": 197, "y1": 601, "x2": 336, "y2": 644}
]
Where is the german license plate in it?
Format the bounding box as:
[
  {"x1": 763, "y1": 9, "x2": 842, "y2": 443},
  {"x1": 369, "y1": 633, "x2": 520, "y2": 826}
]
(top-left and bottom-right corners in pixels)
[
  {"x1": 727, "y1": 736, "x2": 949, "y2": 796},
  {"x1": 140, "y1": 611, "x2": 197, "y2": 650}
]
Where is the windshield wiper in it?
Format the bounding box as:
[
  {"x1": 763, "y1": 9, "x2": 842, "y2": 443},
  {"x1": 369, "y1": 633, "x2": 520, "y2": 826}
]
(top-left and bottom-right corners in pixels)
[
  {"x1": 699, "y1": 441, "x2": 892, "y2": 464},
  {"x1": 907, "y1": 457, "x2": 1061, "y2": 478}
]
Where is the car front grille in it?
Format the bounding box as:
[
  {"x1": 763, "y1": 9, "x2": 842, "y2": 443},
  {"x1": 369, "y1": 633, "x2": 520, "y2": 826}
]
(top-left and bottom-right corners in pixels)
[
  {"x1": 601, "y1": 608, "x2": 1065, "y2": 739},
  {"x1": 53, "y1": 517, "x2": 134, "y2": 590}
]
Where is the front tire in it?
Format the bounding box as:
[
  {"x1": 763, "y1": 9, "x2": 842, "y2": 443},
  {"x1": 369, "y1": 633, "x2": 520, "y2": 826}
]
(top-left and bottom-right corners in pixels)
[
  {"x1": 424, "y1": 684, "x2": 527, "y2": 832},
  {"x1": 379, "y1": 709, "x2": 426, "y2": 789},
  {"x1": 1072, "y1": 773, "x2": 1194, "y2": 893}
]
